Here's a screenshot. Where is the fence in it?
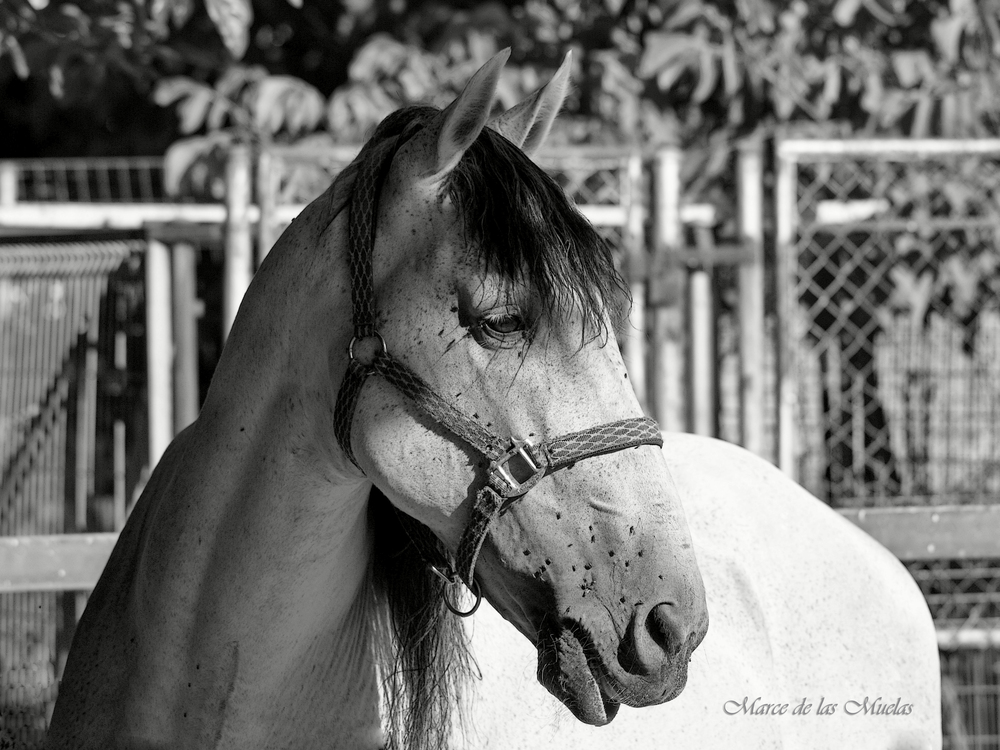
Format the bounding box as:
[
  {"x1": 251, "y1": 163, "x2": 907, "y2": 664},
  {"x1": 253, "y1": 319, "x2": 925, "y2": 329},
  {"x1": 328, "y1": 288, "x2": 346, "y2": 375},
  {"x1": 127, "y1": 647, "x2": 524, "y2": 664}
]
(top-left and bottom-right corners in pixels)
[
  {"x1": 1, "y1": 140, "x2": 997, "y2": 746},
  {"x1": 776, "y1": 138, "x2": 1000, "y2": 748},
  {"x1": 256, "y1": 142, "x2": 770, "y2": 453},
  {"x1": 0, "y1": 239, "x2": 147, "y2": 747}
]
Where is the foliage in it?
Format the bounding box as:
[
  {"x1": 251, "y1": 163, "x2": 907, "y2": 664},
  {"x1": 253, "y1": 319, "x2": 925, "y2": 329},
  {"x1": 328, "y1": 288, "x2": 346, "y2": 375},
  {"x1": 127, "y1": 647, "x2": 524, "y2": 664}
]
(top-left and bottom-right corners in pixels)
[{"x1": 6, "y1": 0, "x2": 1000, "y2": 321}]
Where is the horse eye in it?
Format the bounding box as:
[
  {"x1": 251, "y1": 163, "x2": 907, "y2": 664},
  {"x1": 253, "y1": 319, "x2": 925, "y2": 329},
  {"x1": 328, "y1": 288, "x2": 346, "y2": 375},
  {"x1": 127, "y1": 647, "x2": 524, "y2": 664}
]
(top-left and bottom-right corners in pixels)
[
  {"x1": 483, "y1": 313, "x2": 524, "y2": 336},
  {"x1": 476, "y1": 308, "x2": 527, "y2": 346}
]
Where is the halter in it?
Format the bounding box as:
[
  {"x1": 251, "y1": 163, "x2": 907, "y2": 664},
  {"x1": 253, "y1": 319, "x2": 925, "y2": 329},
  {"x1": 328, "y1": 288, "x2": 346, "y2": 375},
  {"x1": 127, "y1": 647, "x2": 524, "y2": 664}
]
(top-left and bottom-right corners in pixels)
[{"x1": 333, "y1": 125, "x2": 663, "y2": 616}]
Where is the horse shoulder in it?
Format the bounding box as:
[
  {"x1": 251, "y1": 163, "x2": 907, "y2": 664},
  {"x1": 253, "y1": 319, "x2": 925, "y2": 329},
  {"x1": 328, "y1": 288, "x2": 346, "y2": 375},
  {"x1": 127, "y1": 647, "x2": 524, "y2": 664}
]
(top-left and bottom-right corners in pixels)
[{"x1": 663, "y1": 434, "x2": 940, "y2": 749}]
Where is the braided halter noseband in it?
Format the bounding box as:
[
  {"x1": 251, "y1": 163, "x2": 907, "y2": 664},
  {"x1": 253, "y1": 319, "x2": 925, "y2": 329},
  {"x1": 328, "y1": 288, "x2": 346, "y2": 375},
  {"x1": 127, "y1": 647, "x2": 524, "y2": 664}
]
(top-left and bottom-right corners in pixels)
[{"x1": 333, "y1": 123, "x2": 663, "y2": 616}]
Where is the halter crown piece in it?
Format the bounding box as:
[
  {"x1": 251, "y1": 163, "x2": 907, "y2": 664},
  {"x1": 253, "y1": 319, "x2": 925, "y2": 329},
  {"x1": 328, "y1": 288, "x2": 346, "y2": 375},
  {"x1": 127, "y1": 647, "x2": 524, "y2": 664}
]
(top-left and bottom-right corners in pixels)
[{"x1": 332, "y1": 127, "x2": 663, "y2": 616}]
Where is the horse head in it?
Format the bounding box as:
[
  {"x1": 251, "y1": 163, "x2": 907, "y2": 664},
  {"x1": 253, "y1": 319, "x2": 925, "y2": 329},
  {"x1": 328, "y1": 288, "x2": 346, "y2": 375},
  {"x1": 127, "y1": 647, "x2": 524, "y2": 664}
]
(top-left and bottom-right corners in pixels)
[{"x1": 331, "y1": 50, "x2": 708, "y2": 731}]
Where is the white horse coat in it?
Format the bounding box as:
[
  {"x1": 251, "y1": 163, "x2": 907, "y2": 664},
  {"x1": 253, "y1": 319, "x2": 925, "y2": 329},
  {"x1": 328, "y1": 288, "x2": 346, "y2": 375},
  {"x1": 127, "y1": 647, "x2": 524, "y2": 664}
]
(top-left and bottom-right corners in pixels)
[{"x1": 459, "y1": 435, "x2": 941, "y2": 749}]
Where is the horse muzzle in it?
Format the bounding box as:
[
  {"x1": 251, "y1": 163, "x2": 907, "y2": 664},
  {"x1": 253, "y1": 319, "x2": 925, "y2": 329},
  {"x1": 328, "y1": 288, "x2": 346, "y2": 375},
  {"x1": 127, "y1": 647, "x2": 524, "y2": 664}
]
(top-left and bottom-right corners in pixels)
[{"x1": 537, "y1": 603, "x2": 707, "y2": 726}]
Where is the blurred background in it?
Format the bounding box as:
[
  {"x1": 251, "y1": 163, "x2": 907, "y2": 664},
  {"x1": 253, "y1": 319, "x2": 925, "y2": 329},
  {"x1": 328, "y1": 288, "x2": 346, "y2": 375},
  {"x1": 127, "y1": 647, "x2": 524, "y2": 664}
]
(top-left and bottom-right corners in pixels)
[{"x1": 2, "y1": 0, "x2": 1000, "y2": 747}]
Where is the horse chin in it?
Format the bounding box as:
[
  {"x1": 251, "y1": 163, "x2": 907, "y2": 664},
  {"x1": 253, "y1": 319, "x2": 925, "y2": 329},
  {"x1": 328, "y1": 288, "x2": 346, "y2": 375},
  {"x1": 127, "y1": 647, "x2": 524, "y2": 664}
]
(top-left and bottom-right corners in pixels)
[{"x1": 537, "y1": 629, "x2": 621, "y2": 726}]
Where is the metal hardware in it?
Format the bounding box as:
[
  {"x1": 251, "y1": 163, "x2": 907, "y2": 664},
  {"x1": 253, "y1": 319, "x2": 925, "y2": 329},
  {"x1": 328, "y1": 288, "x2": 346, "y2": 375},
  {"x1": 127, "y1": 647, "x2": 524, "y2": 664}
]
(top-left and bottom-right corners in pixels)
[
  {"x1": 430, "y1": 564, "x2": 482, "y2": 617},
  {"x1": 348, "y1": 332, "x2": 387, "y2": 366},
  {"x1": 488, "y1": 438, "x2": 548, "y2": 498}
]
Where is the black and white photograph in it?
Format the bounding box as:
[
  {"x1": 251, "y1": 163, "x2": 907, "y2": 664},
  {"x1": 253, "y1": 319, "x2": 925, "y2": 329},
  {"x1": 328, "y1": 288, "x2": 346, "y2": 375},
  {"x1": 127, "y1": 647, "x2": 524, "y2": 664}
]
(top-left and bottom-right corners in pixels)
[{"x1": 5, "y1": 0, "x2": 997, "y2": 747}]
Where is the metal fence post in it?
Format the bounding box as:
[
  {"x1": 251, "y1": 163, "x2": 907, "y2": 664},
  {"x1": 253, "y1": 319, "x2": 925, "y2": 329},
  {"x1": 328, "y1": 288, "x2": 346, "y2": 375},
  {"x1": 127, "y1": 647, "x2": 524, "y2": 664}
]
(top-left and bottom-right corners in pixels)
[
  {"x1": 775, "y1": 141, "x2": 798, "y2": 477},
  {"x1": 224, "y1": 144, "x2": 253, "y2": 341},
  {"x1": 0, "y1": 162, "x2": 17, "y2": 206},
  {"x1": 145, "y1": 239, "x2": 174, "y2": 469},
  {"x1": 171, "y1": 242, "x2": 200, "y2": 432},
  {"x1": 257, "y1": 149, "x2": 281, "y2": 267},
  {"x1": 737, "y1": 137, "x2": 766, "y2": 458},
  {"x1": 622, "y1": 151, "x2": 648, "y2": 412},
  {"x1": 651, "y1": 146, "x2": 685, "y2": 433}
]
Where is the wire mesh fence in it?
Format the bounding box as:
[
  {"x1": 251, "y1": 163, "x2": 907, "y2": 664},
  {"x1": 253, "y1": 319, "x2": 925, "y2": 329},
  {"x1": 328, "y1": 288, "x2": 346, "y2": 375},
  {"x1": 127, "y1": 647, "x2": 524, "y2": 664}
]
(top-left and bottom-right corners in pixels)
[
  {"x1": 0, "y1": 240, "x2": 146, "y2": 748},
  {"x1": 783, "y1": 146, "x2": 1000, "y2": 507},
  {"x1": 779, "y1": 139, "x2": 1000, "y2": 750}
]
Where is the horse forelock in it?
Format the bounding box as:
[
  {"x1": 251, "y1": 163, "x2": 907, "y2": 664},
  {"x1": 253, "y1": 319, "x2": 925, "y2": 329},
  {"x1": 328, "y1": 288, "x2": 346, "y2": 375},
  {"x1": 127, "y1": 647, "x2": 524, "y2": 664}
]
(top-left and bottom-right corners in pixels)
[
  {"x1": 331, "y1": 106, "x2": 628, "y2": 343},
  {"x1": 367, "y1": 488, "x2": 476, "y2": 750},
  {"x1": 447, "y1": 126, "x2": 630, "y2": 342}
]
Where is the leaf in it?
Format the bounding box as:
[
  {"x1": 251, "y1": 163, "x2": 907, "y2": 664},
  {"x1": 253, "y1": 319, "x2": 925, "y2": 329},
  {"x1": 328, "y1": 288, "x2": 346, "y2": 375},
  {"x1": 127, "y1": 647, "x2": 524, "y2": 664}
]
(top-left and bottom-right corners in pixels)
[
  {"x1": 832, "y1": 0, "x2": 863, "y2": 26},
  {"x1": 205, "y1": 0, "x2": 253, "y2": 59},
  {"x1": 162, "y1": 132, "x2": 233, "y2": 196},
  {"x1": 721, "y1": 34, "x2": 740, "y2": 97},
  {"x1": 1, "y1": 35, "x2": 30, "y2": 80},
  {"x1": 656, "y1": 60, "x2": 689, "y2": 92},
  {"x1": 253, "y1": 76, "x2": 295, "y2": 134},
  {"x1": 638, "y1": 31, "x2": 705, "y2": 79},
  {"x1": 664, "y1": 1, "x2": 707, "y2": 30},
  {"x1": 940, "y1": 92, "x2": 958, "y2": 137},
  {"x1": 859, "y1": 69, "x2": 883, "y2": 114},
  {"x1": 891, "y1": 50, "x2": 931, "y2": 88},
  {"x1": 153, "y1": 77, "x2": 209, "y2": 107},
  {"x1": 910, "y1": 90, "x2": 933, "y2": 137},
  {"x1": 941, "y1": 255, "x2": 980, "y2": 318},
  {"x1": 691, "y1": 44, "x2": 718, "y2": 103},
  {"x1": 877, "y1": 89, "x2": 915, "y2": 129},
  {"x1": 254, "y1": 76, "x2": 325, "y2": 137},
  {"x1": 177, "y1": 87, "x2": 214, "y2": 134},
  {"x1": 888, "y1": 266, "x2": 934, "y2": 328},
  {"x1": 821, "y1": 59, "x2": 841, "y2": 105},
  {"x1": 49, "y1": 65, "x2": 64, "y2": 100},
  {"x1": 171, "y1": 0, "x2": 195, "y2": 27},
  {"x1": 348, "y1": 34, "x2": 410, "y2": 83},
  {"x1": 931, "y1": 14, "x2": 965, "y2": 65}
]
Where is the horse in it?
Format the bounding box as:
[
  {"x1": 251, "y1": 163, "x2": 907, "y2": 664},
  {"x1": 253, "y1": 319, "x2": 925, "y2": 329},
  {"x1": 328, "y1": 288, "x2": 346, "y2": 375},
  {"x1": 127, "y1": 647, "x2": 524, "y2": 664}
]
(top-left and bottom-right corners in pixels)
[{"x1": 45, "y1": 51, "x2": 940, "y2": 750}]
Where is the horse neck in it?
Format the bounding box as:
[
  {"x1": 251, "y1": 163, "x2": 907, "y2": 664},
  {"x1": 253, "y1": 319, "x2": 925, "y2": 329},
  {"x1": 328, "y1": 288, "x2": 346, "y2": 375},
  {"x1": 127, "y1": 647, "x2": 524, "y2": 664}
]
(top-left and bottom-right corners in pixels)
[{"x1": 150, "y1": 197, "x2": 389, "y2": 745}]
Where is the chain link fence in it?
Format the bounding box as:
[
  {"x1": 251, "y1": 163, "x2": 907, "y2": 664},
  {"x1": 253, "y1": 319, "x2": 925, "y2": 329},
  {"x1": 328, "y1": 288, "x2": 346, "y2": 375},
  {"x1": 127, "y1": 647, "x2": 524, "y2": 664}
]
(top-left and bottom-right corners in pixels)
[
  {"x1": 0, "y1": 240, "x2": 146, "y2": 748},
  {"x1": 778, "y1": 139, "x2": 1000, "y2": 749}
]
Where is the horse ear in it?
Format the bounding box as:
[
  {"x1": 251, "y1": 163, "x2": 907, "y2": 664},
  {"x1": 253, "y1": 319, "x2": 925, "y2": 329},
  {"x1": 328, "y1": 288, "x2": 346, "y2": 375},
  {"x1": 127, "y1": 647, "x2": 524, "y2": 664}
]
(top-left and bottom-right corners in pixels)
[
  {"x1": 490, "y1": 51, "x2": 571, "y2": 157},
  {"x1": 433, "y1": 48, "x2": 511, "y2": 177}
]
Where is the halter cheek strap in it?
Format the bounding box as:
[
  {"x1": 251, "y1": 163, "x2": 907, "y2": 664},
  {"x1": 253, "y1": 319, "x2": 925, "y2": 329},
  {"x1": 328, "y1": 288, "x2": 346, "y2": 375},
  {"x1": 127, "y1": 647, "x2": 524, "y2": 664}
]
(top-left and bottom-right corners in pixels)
[{"x1": 332, "y1": 125, "x2": 663, "y2": 613}]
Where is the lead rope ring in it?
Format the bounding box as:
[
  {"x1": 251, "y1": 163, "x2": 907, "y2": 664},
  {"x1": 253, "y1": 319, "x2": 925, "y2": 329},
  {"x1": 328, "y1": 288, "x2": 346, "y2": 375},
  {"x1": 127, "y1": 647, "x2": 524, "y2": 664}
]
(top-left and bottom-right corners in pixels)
[{"x1": 430, "y1": 564, "x2": 482, "y2": 617}]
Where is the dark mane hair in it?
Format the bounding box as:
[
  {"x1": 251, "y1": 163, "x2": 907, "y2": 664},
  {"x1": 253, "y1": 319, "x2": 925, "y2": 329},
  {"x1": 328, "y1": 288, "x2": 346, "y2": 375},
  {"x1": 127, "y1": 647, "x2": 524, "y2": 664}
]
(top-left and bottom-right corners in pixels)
[
  {"x1": 448, "y1": 125, "x2": 629, "y2": 340},
  {"x1": 368, "y1": 488, "x2": 475, "y2": 750},
  {"x1": 347, "y1": 105, "x2": 627, "y2": 750},
  {"x1": 339, "y1": 106, "x2": 629, "y2": 340}
]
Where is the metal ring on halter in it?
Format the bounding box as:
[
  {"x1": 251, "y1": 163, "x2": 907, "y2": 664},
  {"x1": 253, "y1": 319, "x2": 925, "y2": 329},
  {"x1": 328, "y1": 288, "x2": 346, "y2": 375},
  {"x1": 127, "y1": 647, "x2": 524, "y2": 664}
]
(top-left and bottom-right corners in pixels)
[
  {"x1": 430, "y1": 564, "x2": 482, "y2": 617},
  {"x1": 348, "y1": 332, "x2": 387, "y2": 366},
  {"x1": 443, "y1": 578, "x2": 482, "y2": 617}
]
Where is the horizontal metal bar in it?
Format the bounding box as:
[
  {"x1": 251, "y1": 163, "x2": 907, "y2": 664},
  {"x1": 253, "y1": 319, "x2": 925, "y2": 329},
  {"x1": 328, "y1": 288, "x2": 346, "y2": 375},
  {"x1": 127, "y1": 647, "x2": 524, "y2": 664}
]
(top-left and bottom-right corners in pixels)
[
  {"x1": 273, "y1": 203, "x2": 633, "y2": 228},
  {"x1": 779, "y1": 138, "x2": 1000, "y2": 159},
  {"x1": 0, "y1": 203, "x2": 246, "y2": 229},
  {"x1": 838, "y1": 505, "x2": 1000, "y2": 561},
  {"x1": 0, "y1": 201, "x2": 636, "y2": 232},
  {"x1": 0, "y1": 533, "x2": 118, "y2": 593},
  {"x1": 936, "y1": 628, "x2": 1000, "y2": 650}
]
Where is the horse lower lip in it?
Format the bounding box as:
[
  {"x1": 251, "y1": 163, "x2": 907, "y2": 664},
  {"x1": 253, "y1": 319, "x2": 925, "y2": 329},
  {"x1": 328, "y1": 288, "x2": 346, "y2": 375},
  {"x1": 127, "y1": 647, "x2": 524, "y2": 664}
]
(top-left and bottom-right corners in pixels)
[{"x1": 539, "y1": 629, "x2": 621, "y2": 726}]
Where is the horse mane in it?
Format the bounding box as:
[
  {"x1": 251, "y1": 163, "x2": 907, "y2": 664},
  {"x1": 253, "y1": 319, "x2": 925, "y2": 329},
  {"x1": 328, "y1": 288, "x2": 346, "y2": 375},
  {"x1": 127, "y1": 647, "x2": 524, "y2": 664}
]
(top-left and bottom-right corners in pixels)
[
  {"x1": 368, "y1": 487, "x2": 476, "y2": 750},
  {"x1": 333, "y1": 105, "x2": 627, "y2": 750}
]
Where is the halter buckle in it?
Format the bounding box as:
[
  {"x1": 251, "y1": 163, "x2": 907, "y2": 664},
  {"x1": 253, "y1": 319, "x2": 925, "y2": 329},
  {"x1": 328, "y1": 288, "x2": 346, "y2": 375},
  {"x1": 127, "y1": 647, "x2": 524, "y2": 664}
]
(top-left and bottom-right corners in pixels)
[{"x1": 488, "y1": 438, "x2": 548, "y2": 499}]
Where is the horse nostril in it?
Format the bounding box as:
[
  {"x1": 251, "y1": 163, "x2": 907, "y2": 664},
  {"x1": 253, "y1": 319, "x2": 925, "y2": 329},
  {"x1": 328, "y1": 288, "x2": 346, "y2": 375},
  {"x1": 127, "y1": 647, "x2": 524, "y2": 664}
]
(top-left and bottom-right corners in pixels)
[
  {"x1": 618, "y1": 601, "x2": 691, "y2": 677},
  {"x1": 647, "y1": 602, "x2": 682, "y2": 657}
]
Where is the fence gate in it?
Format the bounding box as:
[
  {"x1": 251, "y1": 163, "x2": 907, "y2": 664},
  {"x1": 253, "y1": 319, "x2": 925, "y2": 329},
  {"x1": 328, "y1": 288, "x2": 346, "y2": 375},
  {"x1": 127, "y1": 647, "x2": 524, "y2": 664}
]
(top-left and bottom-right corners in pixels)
[
  {"x1": 0, "y1": 239, "x2": 146, "y2": 749},
  {"x1": 776, "y1": 138, "x2": 1000, "y2": 749}
]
